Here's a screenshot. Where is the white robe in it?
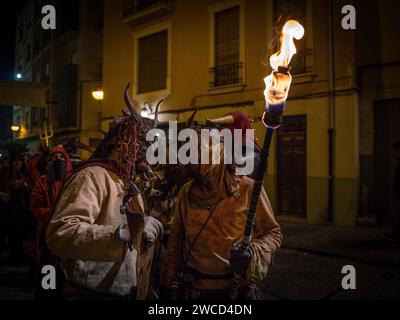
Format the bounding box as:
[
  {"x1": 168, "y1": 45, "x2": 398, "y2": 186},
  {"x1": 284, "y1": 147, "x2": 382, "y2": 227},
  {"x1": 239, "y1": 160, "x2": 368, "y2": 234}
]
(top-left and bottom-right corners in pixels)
[{"x1": 46, "y1": 166, "x2": 143, "y2": 296}]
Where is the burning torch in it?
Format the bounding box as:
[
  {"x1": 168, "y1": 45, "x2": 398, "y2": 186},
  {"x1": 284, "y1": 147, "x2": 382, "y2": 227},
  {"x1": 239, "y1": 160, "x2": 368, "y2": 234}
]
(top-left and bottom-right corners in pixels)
[{"x1": 230, "y1": 20, "x2": 304, "y2": 300}]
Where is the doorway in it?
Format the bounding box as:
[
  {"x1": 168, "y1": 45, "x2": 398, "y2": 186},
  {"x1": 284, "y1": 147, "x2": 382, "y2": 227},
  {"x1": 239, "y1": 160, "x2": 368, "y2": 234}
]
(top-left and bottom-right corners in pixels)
[
  {"x1": 277, "y1": 115, "x2": 307, "y2": 217},
  {"x1": 373, "y1": 99, "x2": 400, "y2": 226}
]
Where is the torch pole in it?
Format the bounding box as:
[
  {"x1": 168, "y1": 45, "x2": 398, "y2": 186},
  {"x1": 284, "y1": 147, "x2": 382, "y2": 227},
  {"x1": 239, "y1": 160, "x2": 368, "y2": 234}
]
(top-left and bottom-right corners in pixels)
[
  {"x1": 229, "y1": 126, "x2": 275, "y2": 300},
  {"x1": 230, "y1": 68, "x2": 289, "y2": 300},
  {"x1": 242, "y1": 126, "x2": 274, "y2": 245},
  {"x1": 229, "y1": 19, "x2": 303, "y2": 300}
]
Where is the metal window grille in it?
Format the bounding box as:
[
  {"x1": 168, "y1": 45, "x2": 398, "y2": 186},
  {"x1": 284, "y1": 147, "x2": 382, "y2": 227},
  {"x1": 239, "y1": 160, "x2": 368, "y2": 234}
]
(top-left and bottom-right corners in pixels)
[{"x1": 209, "y1": 62, "x2": 243, "y2": 88}]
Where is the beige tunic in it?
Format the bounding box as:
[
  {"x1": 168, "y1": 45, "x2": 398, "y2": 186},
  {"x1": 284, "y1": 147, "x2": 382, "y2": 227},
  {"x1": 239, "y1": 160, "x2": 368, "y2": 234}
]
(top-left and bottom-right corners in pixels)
[
  {"x1": 46, "y1": 166, "x2": 141, "y2": 296},
  {"x1": 162, "y1": 176, "x2": 282, "y2": 288}
]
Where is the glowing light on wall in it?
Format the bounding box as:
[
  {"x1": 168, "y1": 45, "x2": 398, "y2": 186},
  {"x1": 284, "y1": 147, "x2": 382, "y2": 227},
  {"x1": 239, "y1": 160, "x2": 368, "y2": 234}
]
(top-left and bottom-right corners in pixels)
[{"x1": 92, "y1": 90, "x2": 104, "y2": 101}]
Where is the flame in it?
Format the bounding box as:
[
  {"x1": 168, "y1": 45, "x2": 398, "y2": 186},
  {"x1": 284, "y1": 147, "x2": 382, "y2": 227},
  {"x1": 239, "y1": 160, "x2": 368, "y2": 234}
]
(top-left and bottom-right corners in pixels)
[
  {"x1": 262, "y1": 20, "x2": 305, "y2": 122},
  {"x1": 269, "y1": 20, "x2": 305, "y2": 71}
]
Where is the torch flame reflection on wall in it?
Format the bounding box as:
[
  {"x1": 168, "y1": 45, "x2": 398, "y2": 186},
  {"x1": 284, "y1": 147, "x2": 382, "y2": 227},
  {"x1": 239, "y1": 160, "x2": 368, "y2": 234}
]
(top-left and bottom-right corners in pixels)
[{"x1": 263, "y1": 20, "x2": 305, "y2": 128}]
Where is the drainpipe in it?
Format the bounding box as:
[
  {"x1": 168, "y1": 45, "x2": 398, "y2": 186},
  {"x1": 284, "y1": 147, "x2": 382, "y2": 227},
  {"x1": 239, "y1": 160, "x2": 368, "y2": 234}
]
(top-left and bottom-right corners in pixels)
[{"x1": 327, "y1": 0, "x2": 336, "y2": 223}]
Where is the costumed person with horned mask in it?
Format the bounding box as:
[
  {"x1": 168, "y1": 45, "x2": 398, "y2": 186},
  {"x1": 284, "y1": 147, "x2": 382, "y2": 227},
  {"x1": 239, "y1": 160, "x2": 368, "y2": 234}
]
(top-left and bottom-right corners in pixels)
[
  {"x1": 161, "y1": 138, "x2": 282, "y2": 300},
  {"x1": 45, "y1": 85, "x2": 163, "y2": 300},
  {"x1": 206, "y1": 110, "x2": 261, "y2": 180}
]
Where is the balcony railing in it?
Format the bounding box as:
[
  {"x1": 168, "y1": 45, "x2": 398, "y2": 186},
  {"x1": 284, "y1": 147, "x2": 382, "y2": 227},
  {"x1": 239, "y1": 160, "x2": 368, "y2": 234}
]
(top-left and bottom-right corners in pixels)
[{"x1": 209, "y1": 62, "x2": 244, "y2": 89}]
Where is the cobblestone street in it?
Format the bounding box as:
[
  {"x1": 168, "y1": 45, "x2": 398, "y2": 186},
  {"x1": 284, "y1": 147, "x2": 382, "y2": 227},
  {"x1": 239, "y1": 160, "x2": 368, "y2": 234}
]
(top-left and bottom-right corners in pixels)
[
  {"x1": 0, "y1": 261, "x2": 34, "y2": 300},
  {"x1": 1, "y1": 222, "x2": 400, "y2": 300},
  {"x1": 261, "y1": 222, "x2": 400, "y2": 300},
  {"x1": 262, "y1": 247, "x2": 400, "y2": 300}
]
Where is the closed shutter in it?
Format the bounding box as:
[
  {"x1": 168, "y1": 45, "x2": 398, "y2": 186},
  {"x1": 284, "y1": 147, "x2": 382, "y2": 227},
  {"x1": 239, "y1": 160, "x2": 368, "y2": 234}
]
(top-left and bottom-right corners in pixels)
[
  {"x1": 137, "y1": 30, "x2": 168, "y2": 94},
  {"x1": 213, "y1": 6, "x2": 240, "y2": 87},
  {"x1": 373, "y1": 99, "x2": 400, "y2": 224},
  {"x1": 215, "y1": 6, "x2": 239, "y2": 67}
]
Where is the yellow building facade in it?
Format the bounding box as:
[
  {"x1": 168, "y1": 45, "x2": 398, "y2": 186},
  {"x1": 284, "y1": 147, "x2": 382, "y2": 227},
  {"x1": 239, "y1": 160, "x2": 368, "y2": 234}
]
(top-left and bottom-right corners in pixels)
[{"x1": 102, "y1": 0, "x2": 400, "y2": 227}]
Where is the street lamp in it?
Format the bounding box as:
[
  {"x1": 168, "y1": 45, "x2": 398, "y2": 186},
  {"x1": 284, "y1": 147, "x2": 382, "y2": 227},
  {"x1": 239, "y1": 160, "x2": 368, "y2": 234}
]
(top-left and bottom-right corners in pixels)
[
  {"x1": 141, "y1": 102, "x2": 152, "y2": 118},
  {"x1": 11, "y1": 125, "x2": 20, "y2": 132},
  {"x1": 92, "y1": 90, "x2": 104, "y2": 101},
  {"x1": 16, "y1": 73, "x2": 22, "y2": 80}
]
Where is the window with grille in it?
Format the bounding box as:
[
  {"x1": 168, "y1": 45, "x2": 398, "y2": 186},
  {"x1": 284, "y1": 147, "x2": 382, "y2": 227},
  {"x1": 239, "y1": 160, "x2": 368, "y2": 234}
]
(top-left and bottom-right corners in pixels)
[
  {"x1": 274, "y1": 0, "x2": 307, "y2": 75},
  {"x1": 137, "y1": 30, "x2": 168, "y2": 94},
  {"x1": 210, "y1": 5, "x2": 242, "y2": 88}
]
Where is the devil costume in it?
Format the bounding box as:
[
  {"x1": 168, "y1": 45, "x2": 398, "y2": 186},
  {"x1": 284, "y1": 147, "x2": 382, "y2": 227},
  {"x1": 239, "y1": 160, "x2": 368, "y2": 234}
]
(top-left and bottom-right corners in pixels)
[
  {"x1": 45, "y1": 85, "x2": 163, "y2": 299},
  {"x1": 207, "y1": 110, "x2": 261, "y2": 179},
  {"x1": 162, "y1": 142, "x2": 282, "y2": 300}
]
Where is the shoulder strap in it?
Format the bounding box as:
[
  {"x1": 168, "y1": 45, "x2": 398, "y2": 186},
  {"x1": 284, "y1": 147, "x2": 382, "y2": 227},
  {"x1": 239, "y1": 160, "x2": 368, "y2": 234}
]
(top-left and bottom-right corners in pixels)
[{"x1": 179, "y1": 203, "x2": 219, "y2": 276}]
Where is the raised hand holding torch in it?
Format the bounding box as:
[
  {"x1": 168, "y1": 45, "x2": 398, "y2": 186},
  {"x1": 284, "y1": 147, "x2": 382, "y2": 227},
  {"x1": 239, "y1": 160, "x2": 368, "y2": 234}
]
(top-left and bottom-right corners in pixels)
[{"x1": 230, "y1": 20, "x2": 304, "y2": 300}]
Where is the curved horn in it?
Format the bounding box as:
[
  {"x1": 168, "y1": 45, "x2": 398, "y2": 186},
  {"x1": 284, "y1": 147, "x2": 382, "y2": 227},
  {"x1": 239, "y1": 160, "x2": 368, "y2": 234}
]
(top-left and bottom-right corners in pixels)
[
  {"x1": 153, "y1": 99, "x2": 164, "y2": 128},
  {"x1": 121, "y1": 109, "x2": 131, "y2": 117},
  {"x1": 124, "y1": 83, "x2": 140, "y2": 119},
  {"x1": 186, "y1": 110, "x2": 198, "y2": 128},
  {"x1": 205, "y1": 114, "x2": 235, "y2": 126}
]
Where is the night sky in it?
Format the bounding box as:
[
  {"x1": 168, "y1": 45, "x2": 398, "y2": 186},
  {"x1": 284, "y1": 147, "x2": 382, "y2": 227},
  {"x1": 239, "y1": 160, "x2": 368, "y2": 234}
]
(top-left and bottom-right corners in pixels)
[{"x1": 0, "y1": 1, "x2": 25, "y2": 142}]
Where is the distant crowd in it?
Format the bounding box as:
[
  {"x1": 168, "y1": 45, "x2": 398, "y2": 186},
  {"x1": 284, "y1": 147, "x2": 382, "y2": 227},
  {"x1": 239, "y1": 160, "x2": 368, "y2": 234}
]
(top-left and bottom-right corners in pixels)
[{"x1": 0, "y1": 142, "x2": 81, "y2": 290}]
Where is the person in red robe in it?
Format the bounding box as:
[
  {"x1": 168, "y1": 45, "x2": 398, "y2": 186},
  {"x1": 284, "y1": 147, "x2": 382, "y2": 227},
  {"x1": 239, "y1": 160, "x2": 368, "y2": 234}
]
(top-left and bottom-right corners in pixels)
[
  {"x1": 27, "y1": 144, "x2": 49, "y2": 186},
  {"x1": 30, "y1": 145, "x2": 72, "y2": 263},
  {"x1": 27, "y1": 153, "x2": 43, "y2": 186}
]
